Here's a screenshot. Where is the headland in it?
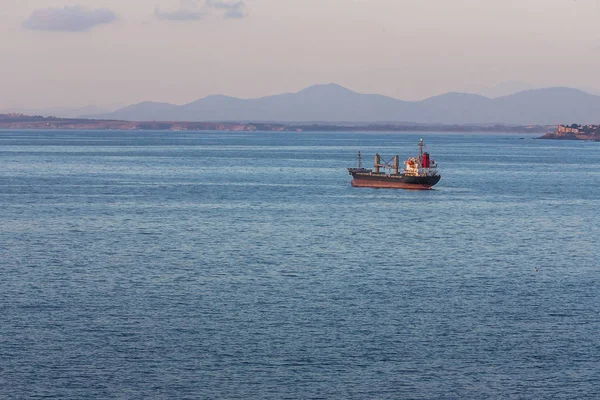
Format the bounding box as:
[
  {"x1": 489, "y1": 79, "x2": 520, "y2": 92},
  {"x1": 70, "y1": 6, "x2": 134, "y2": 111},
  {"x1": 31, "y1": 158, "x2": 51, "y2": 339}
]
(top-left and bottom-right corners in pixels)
[{"x1": 538, "y1": 124, "x2": 600, "y2": 141}]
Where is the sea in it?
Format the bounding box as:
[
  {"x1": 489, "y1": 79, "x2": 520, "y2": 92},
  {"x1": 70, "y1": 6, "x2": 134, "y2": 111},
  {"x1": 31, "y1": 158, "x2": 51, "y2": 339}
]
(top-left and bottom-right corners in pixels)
[{"x1": 1, "y1": 130, "x2": 599, "y2": 399}]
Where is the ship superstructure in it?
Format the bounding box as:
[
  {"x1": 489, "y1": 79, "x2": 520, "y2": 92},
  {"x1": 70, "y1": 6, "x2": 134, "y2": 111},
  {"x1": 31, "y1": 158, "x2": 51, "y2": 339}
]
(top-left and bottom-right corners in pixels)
[{"x1": 347, "y1": 139, "x2": 441, "y2": 189}]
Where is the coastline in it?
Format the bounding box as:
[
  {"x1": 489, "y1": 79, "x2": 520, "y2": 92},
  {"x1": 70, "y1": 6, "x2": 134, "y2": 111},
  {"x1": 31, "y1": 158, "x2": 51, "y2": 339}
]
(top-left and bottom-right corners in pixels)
[{"x1": 0, "y1": 114, "x2": 548, "y2": 134}]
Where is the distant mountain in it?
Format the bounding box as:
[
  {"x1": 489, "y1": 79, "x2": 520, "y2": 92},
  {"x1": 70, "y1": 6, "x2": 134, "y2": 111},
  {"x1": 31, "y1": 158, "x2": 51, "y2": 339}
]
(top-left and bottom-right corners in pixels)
[
  {"x1": 414, "y1": 92, "x2": 494, "y2": 124},
  {"x1": 100, "y1": 101, "x2": 179, "y2": 121},
  {"x1": 490, "y1": 87, "x2": 600, "y2": 124},
  {"x1": 86, "y1": 83, "x2": 600, "y2": 125},
  {"x1": 89, "y1": 84, "x2": 417, "y2": 123},
  {"x1": 467, "y1": 81, "x2": 541, "y2": 99}
]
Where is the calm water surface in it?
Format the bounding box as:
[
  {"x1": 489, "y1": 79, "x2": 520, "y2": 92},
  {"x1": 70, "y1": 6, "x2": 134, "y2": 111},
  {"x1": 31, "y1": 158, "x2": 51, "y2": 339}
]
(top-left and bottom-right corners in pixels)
[{"x1": 1, "y1": 130, "x2": 599, "y2": 399}]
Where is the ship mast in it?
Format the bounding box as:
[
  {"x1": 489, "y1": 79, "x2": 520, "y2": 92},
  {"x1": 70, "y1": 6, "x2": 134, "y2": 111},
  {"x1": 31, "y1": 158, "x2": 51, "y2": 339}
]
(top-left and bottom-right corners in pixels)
[
  {"x1": 418, "y1": 138, "x2": 424, "y2": 166},
  {"x1": 357, "y1": 151, "x2": 362, "y2": 169}
]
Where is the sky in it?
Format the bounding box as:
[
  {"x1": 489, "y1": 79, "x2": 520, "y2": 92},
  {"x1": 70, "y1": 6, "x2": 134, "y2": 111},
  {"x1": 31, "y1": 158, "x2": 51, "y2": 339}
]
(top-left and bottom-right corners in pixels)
[{"x1": 1, "y1": 0, "x2": 600, "y2": 109}]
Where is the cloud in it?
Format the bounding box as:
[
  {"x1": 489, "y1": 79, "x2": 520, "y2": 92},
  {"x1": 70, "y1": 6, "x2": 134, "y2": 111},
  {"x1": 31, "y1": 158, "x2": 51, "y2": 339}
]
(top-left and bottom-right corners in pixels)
[
  {"x1": 23, "y1": 6, "x2": 117, "y2": 32},
  {"x1": 206, "y1": 0, "x2": 247, "y2": 19},
  {"x1": 155, "y1": 8, "x2": 205, "y2": 21},
  {"x1": 155, "y1": 0, "x2": 247, "y2": 22}
]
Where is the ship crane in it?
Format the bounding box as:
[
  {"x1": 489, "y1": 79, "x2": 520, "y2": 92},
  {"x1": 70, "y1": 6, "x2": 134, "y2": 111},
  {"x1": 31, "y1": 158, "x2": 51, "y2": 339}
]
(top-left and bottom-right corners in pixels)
[{"x1": 374, "y1": 154, "x2": 400, "y2": 174}]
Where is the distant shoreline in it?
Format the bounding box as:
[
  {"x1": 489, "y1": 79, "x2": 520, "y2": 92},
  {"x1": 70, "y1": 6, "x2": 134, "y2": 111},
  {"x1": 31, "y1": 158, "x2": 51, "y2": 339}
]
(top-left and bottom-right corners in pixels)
[{"x1": 0, "y1": 114, "x2": 548, "y2": 134}]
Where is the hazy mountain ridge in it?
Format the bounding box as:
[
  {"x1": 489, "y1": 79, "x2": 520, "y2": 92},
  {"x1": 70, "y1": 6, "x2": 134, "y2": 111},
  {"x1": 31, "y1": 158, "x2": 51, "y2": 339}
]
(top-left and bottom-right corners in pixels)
[{"x1": 85, "y1": 83, "x2": 600, "y2": 125}]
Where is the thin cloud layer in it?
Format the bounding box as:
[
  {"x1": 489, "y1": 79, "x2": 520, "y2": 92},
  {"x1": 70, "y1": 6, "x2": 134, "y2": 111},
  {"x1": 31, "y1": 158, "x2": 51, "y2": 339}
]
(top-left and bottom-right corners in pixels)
[
  {"x1": 156, "y1": 0, "x2": 247, "y2": 22},
  {"x1": 206, "y1": 0, "x2": 247, "y2": 19},
  {"x1": 23, "y1": 6, "x2": 117, "y2": 32},
  {"x1": 155, "y1": 8, "x2": 205, "y2": 21}
]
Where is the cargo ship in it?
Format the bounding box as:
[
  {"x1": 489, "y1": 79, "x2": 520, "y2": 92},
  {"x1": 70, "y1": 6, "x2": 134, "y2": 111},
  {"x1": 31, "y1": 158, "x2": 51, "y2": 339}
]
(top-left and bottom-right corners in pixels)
[{"x1": 348, "y1": 139, "x2": 441, "y2": 189}]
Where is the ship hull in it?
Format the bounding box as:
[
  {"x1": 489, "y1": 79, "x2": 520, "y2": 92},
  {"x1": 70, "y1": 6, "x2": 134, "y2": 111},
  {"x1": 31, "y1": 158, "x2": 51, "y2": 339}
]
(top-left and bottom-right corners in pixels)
[{"x1": 349, "y1": 172, "x2": 441, "y2": 190}]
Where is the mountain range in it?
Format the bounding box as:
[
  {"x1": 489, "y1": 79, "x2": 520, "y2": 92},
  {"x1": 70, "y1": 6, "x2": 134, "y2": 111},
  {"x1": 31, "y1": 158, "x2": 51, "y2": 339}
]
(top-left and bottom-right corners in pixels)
[{"x1": 85, "y1": 83, "x2": 600, "y2": 125}]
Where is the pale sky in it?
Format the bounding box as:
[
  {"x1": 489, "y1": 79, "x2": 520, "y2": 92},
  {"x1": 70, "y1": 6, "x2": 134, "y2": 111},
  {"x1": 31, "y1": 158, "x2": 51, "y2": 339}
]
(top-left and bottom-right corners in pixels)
[{"x1": 1, "y1": 0, "x2": 599, "y2": 109}]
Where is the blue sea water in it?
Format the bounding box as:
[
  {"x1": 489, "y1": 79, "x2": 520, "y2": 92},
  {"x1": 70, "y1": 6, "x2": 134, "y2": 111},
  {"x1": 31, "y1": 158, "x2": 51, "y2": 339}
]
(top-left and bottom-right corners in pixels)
[{"x1": 0, "y1": 130, "x2": 599, "y2": 399}]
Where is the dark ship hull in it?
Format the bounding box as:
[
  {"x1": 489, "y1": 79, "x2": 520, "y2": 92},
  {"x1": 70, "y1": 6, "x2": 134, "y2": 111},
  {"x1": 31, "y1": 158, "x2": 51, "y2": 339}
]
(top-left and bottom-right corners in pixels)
[{"x1": 348, "y1": 169, "x2": 441, "y2": 189}]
